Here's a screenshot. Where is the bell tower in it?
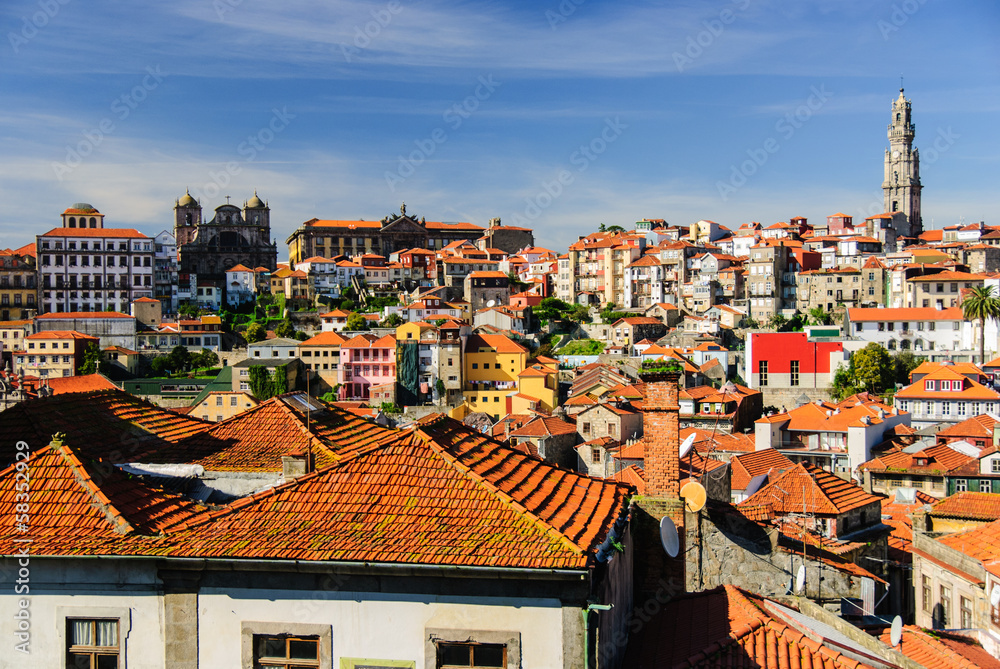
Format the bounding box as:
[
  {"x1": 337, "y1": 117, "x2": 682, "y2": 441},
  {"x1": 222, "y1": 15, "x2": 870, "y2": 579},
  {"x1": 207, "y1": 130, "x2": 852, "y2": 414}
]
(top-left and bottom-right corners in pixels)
[
  {"x1": 883, "y1": 87, "x2": 922, "y2": 236},
  {"x1": 174, "y1": 190, "x2": 202, "y2": 246}
]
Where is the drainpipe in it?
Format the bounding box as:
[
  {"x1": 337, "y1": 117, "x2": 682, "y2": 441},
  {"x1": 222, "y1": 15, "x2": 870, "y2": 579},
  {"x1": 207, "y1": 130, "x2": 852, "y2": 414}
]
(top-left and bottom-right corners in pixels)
[{"x1": 582, "y1": 603, "x2": 613, "y2": 668}]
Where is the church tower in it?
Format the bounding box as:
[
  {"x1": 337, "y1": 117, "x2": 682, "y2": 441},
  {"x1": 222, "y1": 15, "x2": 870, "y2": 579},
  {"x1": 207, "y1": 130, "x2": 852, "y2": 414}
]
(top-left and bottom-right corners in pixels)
[
  {"x1": 174, "y1": 190, "x2": 202, "y2": 246},
  {"x1": 883, "y1": 88, "x2": 922, "y2": 236}
]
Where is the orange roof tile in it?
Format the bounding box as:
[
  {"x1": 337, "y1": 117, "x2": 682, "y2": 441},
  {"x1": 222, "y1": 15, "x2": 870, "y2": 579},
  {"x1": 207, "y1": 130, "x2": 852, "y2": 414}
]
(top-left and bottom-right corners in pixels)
[
  {"x1": 847, "y1": 306, "x2": 963, "y2": 322},
  {"x1": 42, "y1": 373, "x2": 117, "y2": 395},
  {"x1": 35, "y1": 311, "x2": 133, "y2": 320},
  {"x1": 40, "y1": 227, "x2": 149, "y2": 238},
  {"x1": 508, "y1": 415, "x2": 576, "y2": 438},
  {"x1": 730, "y1": 449, "x2": 794, "y2": 491},
  {"x1": 880, "y1": 626, "x2": 1000, "y2": 669},
  {"x1": 740, "y1": 463, "x2": 882, "y2": 517},
  {"x1": 937, "y1": 413, "x2": 997, "y2": 440},
  {"x1": 930, "y1": 491, "x2": 1000, "y2": 521}
]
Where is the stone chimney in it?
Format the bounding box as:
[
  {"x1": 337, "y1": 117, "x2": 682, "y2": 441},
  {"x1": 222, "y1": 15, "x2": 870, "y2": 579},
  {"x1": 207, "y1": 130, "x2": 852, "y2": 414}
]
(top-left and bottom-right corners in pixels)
[
  {"x1": 281, "y1": 450, "x2": 314, "y2": 480},
  {"x1": 641, "y1": 372, "x2": 681, "y2": 498}
]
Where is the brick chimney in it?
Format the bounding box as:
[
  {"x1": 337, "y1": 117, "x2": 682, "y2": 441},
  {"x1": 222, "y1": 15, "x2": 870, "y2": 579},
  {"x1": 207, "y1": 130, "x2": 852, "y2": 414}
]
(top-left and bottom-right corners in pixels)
[{"x1": 641, "y1": 372, "x2": 681, "y2": 498}]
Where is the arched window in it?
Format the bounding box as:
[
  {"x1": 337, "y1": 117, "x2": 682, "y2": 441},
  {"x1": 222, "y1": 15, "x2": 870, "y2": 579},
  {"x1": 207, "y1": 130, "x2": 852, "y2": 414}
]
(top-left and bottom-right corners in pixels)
[
  {"x1": 887, "y1": 339, "x2": 897, "y2": 351},
  {"x1": 90, "y1": 217, "x2": 97, "y2": 227},
  {"x1": 914, "y1": 338, "x2": 924, "y2": 351},
  {"x1": 68, "y1": 217, "x2": 76, "y2": 227},
  {"x1": 896, "y1": 113, "x2": 901, "y2": 122},
  {"x1": 900, "y1": 339, "x2": 910, "y2": 350}
]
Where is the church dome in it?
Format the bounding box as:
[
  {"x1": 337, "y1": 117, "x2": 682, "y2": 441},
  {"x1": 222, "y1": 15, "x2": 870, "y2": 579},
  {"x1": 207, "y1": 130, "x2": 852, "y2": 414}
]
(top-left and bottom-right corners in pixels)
[
  {"x1": 246, "y1": 191, "x2": 266, "y2": 209},
  {"x1": 178, "y1": 190, "x2": 197, "y2": 207},
  {"x1": 65, "y1": 202, "x2": 98, "y2": 213}
]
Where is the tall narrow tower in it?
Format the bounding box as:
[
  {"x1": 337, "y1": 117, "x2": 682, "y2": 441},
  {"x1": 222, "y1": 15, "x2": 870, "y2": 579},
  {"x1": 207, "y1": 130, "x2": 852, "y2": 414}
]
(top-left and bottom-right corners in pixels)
[{"x1": 883, "y1": 88, "x2": 922, "y2": 236}]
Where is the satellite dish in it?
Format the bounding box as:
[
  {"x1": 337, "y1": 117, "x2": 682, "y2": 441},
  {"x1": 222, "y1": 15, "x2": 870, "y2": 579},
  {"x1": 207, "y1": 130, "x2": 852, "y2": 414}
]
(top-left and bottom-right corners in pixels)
[
  {"x1": 743, "y1": 473, "x2": 769, "y2": 498},
  {"x1": 679, "y1": 433, "x2": 696, "y2": 458},
  {"x1": 486, "y1": 300, "x2": 496, "y2": 308},
  {"x1": 680, "y1": 480, "x2": 707, "y2": 512},
  {"x1": 889, "y1": 615, "x2": 903, "y2": 647},
  {"x1": 659, "y1": 517, "x2": 679, "y2": 557},
  {"x1": 795, "y1": 565, "x2": 806, "y2": 594},
  {"x1": 991, "y1": 584, "x2": 1000, "y2": 608}
]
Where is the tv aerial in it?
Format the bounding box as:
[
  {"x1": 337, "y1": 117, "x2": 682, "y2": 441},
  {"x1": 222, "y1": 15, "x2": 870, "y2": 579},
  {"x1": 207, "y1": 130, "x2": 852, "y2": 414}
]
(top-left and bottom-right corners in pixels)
[{"x1": 659, "y1": 517, "x2": 679, "y2": 558}]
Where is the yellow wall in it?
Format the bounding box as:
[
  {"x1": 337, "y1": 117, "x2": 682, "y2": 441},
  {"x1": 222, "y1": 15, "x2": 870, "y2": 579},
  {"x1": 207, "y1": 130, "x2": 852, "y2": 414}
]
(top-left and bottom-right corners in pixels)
[{"x1": 518, "y1": 374, "x2": 557, "y2": 412}]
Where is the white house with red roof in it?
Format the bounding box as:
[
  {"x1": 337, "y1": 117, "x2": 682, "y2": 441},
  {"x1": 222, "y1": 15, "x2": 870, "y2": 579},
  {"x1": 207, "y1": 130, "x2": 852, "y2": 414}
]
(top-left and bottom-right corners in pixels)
[
  {"x1": 845, "y1": 306, "x2": 991, "y2": 355},
  {"x1": 224, "y1": 263, "x2": 255, "y2": 306},
  {"x1": 895, "y1": 363, "x2": 1000, "y2": 428}
]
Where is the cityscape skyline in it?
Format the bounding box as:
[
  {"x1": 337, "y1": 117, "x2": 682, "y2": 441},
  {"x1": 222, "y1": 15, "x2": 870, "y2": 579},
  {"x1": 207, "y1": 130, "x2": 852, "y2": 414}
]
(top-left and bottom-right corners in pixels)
[{"x1": 1, "y1": 0, "x2": 998, "y2": 252}]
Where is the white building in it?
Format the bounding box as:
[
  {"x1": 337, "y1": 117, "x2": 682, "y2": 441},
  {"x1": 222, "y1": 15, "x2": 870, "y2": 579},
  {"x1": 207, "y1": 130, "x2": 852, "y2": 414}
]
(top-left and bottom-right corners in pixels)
[
  {"x1": 894, "y1": 364, "x2": 1000, "y2": 428},
  {"x1": 153, "y1": 230, "x2": 179, "y2": 312},
  {"x1": 224, "y1": 263, "x2": 255, "y2": 307},
  {"x1": 845, "y1": 306, "x2": 997, "y2": 357},
  {"x1": 37, "y1": 204, "x2": 154, "y2": 315}
]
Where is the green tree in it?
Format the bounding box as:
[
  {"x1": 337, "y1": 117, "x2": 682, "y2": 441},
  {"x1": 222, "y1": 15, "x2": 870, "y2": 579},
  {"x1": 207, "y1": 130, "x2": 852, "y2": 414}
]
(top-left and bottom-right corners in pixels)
[
  {"x1": 570, "y1": 303, "x2": 591, "y2": 323},
  {"x1": 598, "y1": 223, "x2": 606, "y2": 232},
  {"x1": 851, "y1": 343, "x2": 894, "y2": 394},
  {"x1": 244, "y1": 322, "x2": 266, "y2": 343},
  {"x1": 768, "y1": 313, "x2": 787, "y2": 330},
  {"x1": 178, "y1": 302, "x2": 199, "y2": 319},
  {"x1": 77, "y1": 342, "x2": 102, "y2": 375},
  {"x1": 194, "y1": 348, "x2": 219, "y2": 370},
  {"x1": 808, "y1": 307, "x2": 832, "y2": 326},
  {"x1": 345, "y1": 312, "x2": 369, "y2": 331},
  {"x1": 892, "y1": 350, "x2": 926, "y2": 387},
  {"x1": 605, "y1": 225, "x2": 625, "y2": 234},
  {"x1": 274, "y1": 319, "x2": 296, "y2": 339},
  {"x1": 962, "y1": 285, "x2": 1000, "y2": 365},
  {"x1": 150, "y1": 355, "x2": 171, "y2": 376},
  {"x1": 168, "y1": 345, "x2": 192, "y2": 373},
  {"x1": 381, "y1": 313, "x2": 405, "y2": 328}
]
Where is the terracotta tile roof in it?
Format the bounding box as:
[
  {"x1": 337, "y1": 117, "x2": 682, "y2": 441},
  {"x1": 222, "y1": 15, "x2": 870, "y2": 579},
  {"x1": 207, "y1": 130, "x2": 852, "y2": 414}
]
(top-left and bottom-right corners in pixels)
[
  {"x1": 907, "y1": 270, "x2": 985, "y2": 282},
  {"x1": 756, "y1": 397, "x2": 898, "y2": 432},
  {"x1": 508, "y1": 415, "x2": 577, "y2": 438},
  {"x1": 937, "y1": 413, "x2": 997, "y2": 440},
  {"x1": 0, "y1": 439, "x2": 204, "y2": 553},
  {"x1": 730, "y1": 449, "x2": 794, "y2": 490},
  {"x1": 930, "y1": 491, "x2": 1000, "y2": 521},
  {"x1": 859, "y1": 443, "x2": 974, "y2": 474},
  {"x1": 612, "y1": 464, "x2": 645, "y2": 493},
  {"x1": 622, "y1": 584, "x2": 878, "y2": 669},
  {"x1": 740, "y1": 463, "x2": 883, "y2": 517},
  {"x1": 0, "y1": 389, "x2": 209, "y2": 466},
  {"x1": 881, "y1": 626, "x2": 1000, "y2": 669},
  {"x1": 936, "y1": 516, "x2": 1000, "y2": 563},
  {"x1": 465, "y1": 333, "x2": 528, "y2": 354},
  {"x1": 42, "y1": 373, "x2": 117, "y2": 395},
  {"x1": 299, "y1": 331, "x2": 347, "y2": 346},
  {"x1": 40, "y1": 227, "x2": 149, "y2": 238}
]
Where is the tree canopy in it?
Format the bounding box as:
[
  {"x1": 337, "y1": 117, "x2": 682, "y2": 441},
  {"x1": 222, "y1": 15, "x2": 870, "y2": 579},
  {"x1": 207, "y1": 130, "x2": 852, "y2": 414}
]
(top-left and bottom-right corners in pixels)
[
  {"x1": 244, "y1": 322, "x2": 266, "y2": 343},
  {"x1": 962, "y1": 285, "x2": 1000, "y2": 364},
  {"x1": 345, "y1": 312, "x2": 369, "y2": 331}
]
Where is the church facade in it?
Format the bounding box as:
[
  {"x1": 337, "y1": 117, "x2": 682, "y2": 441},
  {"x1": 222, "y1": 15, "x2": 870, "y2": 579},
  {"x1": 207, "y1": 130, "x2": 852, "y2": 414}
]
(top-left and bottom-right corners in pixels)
[
  {"x1": 883, "y1": 88, "x2": 922, "y2": 238},
  {"x1": 174, "y1": 191, "x2": 278, "y2": 298}
]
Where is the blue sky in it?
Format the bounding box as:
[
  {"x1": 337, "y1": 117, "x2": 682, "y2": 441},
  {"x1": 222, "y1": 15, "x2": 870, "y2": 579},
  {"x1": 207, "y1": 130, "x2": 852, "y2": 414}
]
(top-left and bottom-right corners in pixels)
[{"x1": 1, "y1": 0, "x2": 998, "y2": 253}]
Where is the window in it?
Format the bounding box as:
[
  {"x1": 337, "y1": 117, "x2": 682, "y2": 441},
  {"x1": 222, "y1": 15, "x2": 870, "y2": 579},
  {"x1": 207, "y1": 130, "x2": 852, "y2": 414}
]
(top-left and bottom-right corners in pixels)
[
  {"x1": 472, "y1": 363, "x2": 478, "y2": 369},
  {"x1": 922, "y1": 575, "x2": 931, "y2": 613},
  {"x1": 253, "y1": 635, "x2": 320, "y2": 668},
  {"x1": 758, "y1": 360, "x2": 768, "y2": 386},
  {"x1": 955, "y1": 479, "x2": 968, "y2": 492},
  {"x1": 961, "y1": 596, "x2": 972, "y2": 629},
  {"x1": 582, "y1": 422, "x2": 591, "y2": 434},
  {"x1": 992, "y1": 459, "x2": 1000, "y2": 474},
  {"x1": 592, "y1": 448, "x2": 602, "y2": 462},
  {"x1": 231, "y1": 396, "x2": 238, "y2": 407},
  {"x1": 67, "y1": 618, "x2": 119, "y2": 668},
  {"x1": 216, "y1": 396, "x2": 223, "y2": 406},
  {"x1": 790, "y1": 360, "x2": 799, "y2": 387},
  {"x1": 436, "y1": 642, "x2": 505, "y2": 668},
  {"x1": 925, "y1": 380, "x2": 936, "y2": 391},
  {"x1": 939, "y1": 585, "x2": 951, "y2": 627}
]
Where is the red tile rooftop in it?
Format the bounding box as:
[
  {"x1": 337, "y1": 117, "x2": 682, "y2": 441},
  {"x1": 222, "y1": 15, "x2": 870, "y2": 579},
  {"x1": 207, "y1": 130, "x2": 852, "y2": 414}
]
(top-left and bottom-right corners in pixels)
[{"x1": 929, "y1": 491, "x2": 1000, "y2": 521}]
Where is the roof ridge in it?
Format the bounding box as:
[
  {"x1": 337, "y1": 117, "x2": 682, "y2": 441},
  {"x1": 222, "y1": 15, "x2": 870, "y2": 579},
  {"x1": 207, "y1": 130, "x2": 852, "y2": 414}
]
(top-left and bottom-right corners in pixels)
[
  {"x1": 52, "y1": 438, "x2": 135, "y2": 535},
  {"x1": 413, "y1": 423, "x2": 588, "y2": 558}
]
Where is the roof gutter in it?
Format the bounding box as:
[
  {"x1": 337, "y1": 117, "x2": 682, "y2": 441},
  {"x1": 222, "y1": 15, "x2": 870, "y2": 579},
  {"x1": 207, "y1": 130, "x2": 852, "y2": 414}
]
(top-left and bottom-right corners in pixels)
[{"x1": 10, "y1": 554, "x2": 591, "y2": 581}]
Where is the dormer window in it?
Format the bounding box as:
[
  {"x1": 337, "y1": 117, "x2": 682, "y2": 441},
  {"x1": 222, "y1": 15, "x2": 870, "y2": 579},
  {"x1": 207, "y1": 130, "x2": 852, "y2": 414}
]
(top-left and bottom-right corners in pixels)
[
  {"x1": 915, "y1": 458, "x2": 928, "y2": 466},
  {"x1": 952, "y1": 380, "x2": 963, "y2": 391},
  {"x1": 925, "y1": 380, "x2": 936, "y2": 391}
]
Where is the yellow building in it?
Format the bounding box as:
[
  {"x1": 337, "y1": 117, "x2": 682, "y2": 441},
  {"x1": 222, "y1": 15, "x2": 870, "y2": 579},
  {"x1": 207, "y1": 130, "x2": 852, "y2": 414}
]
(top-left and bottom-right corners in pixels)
[
  {"x1": 516, "y1": 364, "x2": 558, "y2": 412},
  {"x1": 463, "y1": 334, "x2": 527, "y2": 419},
  {"x1": 15, "y1": 330, "x2": 98, "y2": 378},
  {"x1": 189, "y1": 391, "x2": 259, "y2": 422}
]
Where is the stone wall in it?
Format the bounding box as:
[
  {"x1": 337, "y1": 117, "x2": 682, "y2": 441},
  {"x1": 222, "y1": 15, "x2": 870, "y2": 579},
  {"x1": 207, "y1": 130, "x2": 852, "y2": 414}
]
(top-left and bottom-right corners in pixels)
[{"x1": 685, "y1": 503, "x2": 880, "y2": 610}]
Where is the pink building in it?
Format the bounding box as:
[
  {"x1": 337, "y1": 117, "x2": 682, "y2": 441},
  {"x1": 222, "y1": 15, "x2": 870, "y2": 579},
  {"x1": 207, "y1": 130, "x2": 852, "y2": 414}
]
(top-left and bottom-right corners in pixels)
[{"x1": 338, "y1": 333, "x2": 397, "y2": 400}]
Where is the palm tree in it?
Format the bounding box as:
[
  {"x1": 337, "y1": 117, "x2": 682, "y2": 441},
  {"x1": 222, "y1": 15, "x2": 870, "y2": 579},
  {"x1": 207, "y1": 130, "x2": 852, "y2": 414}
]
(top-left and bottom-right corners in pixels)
[{"x1": 962, "y1": 285, "x2": 1000, "y2": 365}]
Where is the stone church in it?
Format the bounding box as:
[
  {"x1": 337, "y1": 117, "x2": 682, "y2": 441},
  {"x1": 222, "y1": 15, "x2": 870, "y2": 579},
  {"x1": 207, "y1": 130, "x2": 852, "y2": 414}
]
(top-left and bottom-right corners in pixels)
[
  {"x1": 883, "y1": 87, "x2": 922, "y2": 238},
  {"x1": 174, "y1": 191, "x2": 278, "y2": 293}
]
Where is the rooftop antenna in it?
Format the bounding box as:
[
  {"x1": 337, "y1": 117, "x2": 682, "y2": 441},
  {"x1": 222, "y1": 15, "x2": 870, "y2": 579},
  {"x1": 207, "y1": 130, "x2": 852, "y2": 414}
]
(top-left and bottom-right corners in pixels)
[{"x1": 899, "y1": 74, "x2": 904, "y2": 93}]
